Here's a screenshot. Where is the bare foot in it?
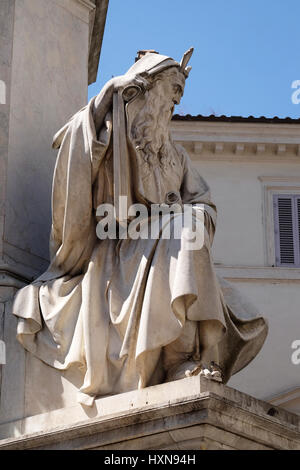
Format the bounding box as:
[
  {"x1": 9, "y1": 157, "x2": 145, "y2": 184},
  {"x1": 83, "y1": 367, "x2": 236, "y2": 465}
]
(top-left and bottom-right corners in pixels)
[
  {"x1": 185, "y1": 362, "x2": 222, "y2": 382},
  {"x1": 166, "y1": 360, "x2": 201, "y2": 382},
  {"x1": 166, "y1": 360, "x2": 223, "y2": 383}
]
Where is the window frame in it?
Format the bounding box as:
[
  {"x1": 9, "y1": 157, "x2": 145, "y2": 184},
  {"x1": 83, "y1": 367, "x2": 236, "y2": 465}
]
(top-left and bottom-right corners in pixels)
[
  {"x1": 273, "y1": 194, "x2": 300, "y2": 267},
  {"x1": 259, "y1": 176, "x2": 300, "y2": 267}
]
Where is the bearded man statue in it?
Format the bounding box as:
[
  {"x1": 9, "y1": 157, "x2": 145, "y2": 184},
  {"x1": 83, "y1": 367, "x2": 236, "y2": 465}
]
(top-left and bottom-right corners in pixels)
[{"x1": 12, "y1": 49, "x2": 268, "y2": 406}]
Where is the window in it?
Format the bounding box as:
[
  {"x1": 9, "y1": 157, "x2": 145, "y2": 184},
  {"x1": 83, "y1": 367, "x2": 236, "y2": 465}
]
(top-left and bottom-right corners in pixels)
[
  {"x1": 273, "y1": 195, "x2": 300, "y2": 267},
  {"x1": 259, "y1": 176, "x2": 300, "y2": 267}
]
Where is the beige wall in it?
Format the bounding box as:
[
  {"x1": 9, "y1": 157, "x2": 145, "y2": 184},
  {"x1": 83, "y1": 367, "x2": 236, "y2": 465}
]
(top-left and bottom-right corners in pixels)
[
  {"x1": 227, "y1": 281, "x2": 300, "y2": 401},
  {"x1": 202, "y1": 160, "x2": 300, "y2": 403},
  {"x1": 172, "y1": 120, "x2": 300, "y2": 410},
  {"x1": 196, "y1": 160, "x2": 300, "y2": 266}
]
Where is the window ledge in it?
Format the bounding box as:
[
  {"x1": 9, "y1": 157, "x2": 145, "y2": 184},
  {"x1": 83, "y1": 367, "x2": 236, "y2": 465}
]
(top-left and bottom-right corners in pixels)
[{"x1": 215, "y1": 265, "x2": 300, "y2": 282}]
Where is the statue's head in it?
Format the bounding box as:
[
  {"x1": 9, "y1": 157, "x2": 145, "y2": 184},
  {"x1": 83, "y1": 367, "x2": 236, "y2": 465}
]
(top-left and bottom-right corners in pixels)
[
  {"x1": 124, "y1": 48, "x2": 193, "y2": 168},
  {"x1": 126, "y1": 48, "x2": 193, "y2": 79},
  {"x1": 123, "y1": 48, "x2": 193, "y2": 118}
]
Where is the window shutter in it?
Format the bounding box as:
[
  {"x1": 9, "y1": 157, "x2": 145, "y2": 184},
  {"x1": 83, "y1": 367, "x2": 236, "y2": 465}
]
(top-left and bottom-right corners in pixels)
[
  {"x1": 273, "y1": 195, "x2": 300, "y2": 267},
  {"x1": 297, "y1": 197, "x2": 300, "y2": 258}
]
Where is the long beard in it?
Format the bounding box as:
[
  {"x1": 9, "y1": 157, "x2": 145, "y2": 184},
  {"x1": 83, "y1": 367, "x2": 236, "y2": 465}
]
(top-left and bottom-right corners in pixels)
[{"x1": 131, "y1": 89, "x2": 176, "y2": 171}]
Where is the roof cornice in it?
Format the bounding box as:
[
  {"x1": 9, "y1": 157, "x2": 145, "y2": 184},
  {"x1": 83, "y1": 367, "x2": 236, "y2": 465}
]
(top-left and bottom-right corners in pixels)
[
  {"x1": 170, "y1": 119, "x2": 300, "y2": 162},
  {"x1": 172, "y1": 114, "x2": 300, "y2": 125}
]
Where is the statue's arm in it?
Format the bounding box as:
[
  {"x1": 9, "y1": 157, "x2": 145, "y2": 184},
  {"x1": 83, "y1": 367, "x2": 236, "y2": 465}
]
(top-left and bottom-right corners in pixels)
[
  {"x1": 92, "y1": 77, "x2": 116, "y2": 133},
  {"x1": 53, "y1": 73, "x2": 149, "y2": 148}
]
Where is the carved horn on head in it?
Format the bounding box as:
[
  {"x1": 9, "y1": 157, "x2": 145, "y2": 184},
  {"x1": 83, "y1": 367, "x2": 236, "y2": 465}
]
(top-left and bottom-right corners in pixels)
[{"x1": 179, "y1": 47, "x2": 194, "y2": 77}]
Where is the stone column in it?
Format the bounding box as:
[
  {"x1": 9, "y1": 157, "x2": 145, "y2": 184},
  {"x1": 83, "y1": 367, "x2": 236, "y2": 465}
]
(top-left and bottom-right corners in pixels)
[{"x1": 0, "y1": 0, "x2": 99, "y2": 421}]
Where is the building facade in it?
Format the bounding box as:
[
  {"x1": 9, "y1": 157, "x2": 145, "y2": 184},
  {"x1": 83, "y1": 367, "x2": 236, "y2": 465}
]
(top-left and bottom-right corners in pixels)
[{"x1": 171, "y1": 114, "x2": 300, "y2": 414}]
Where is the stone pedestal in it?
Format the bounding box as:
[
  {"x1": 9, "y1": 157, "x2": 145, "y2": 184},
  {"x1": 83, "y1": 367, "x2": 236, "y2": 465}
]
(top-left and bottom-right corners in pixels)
[{"x1": 0, "y1": 376, "x2": 299, "y2": 450}]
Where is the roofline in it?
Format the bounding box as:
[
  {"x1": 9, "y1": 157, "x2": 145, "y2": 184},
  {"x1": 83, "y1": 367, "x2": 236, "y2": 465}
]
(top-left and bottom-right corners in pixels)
[
  {"x1": 88, "y1": 0, "x2": 109, "y2": 85},
  {"x1": 172, "y1": 114, "x2": 300, "y2": 125}
]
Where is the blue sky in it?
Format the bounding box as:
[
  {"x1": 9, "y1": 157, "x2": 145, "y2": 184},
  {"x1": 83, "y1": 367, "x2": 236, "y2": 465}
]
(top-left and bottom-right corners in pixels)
[{"x1": 88, "y1": 0, "x2": 300, "y2": 118}]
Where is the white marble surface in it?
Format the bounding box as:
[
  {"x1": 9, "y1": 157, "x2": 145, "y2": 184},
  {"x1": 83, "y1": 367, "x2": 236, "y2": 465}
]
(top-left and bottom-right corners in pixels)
[
  {"x1": 5, "y1": 0, "x2": 90, "y2": 271},
  {"x1": 0, "y1": 0, "x2": 93, "y2": 425},
  {"x1": 0, "y1": 376, "x2": 299, "y2": 450},
  {"x1": 0, "y1": 299, "x2": 25, "y2": 424},
  {"x1": 0, "y1": 0, "x2": 15, "y2": 259}
]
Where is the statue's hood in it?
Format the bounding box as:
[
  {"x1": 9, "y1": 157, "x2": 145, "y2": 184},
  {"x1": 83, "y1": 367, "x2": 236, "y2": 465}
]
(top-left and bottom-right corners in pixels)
[
  {"x1": 125, "y1": 47, "x2": 194, "y2": 78},
  {"x1": 125, "y1": 53, "x2": 180, "y2": 77}
]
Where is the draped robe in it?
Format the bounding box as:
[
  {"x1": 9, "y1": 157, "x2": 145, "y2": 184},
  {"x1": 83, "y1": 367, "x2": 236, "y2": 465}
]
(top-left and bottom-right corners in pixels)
[{"x1": 13, "y1": 82, "x2": 268, "y2": 406}]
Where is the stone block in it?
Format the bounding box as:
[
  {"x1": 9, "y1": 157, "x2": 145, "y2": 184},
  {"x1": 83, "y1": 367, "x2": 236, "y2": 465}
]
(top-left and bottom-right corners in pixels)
[{"x1": 0, "y1": 376, "x2": 298, "y2": 450}]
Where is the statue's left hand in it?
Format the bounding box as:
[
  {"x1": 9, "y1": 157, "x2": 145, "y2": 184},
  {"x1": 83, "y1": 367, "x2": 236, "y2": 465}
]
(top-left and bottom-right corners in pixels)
[
  {"x1": 93, "y1": 73, "x2": 150, "y2": 132},
  {"x1": 113, "y1": 73, "x2": 150, "y2": 94}
]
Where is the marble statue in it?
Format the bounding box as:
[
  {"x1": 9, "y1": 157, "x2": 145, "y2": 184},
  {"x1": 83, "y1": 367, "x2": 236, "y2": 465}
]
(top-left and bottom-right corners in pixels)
[{"x1": 12, "y1": 49, "x2": 268, "y2": 405}]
